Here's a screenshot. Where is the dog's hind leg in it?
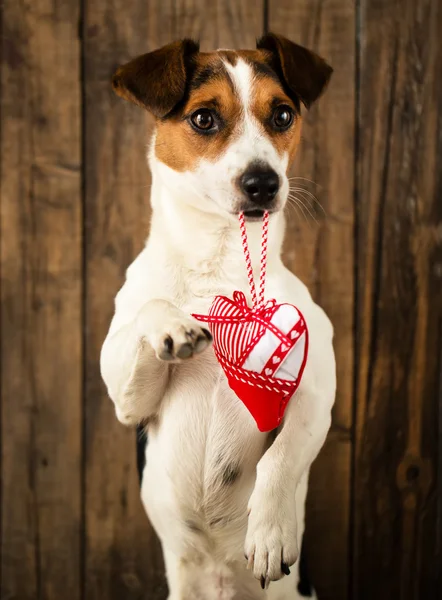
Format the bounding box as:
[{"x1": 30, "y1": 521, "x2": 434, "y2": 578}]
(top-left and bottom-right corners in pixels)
[
  {"x1": 162, "y1": 548, "x2": 182, "y2": 600},
  {"x1": 163, "y1": 553, "x2": 238, "y2": 600}
]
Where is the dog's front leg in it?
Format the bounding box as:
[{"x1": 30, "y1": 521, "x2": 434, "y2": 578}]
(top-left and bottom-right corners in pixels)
[
  {"x1": 244, "y1": 385, "x2": 333, "y2": 588},
  {"x1": 100, "y1": 299, "x2": 212, "y2": 426}
]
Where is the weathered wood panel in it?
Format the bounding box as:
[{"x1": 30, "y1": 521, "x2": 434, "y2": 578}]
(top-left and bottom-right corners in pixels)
[
  {"x1": 1, "y1": 0, "x2": 441, "y2": 597},
  {"x1": 83, "y1": 1, "x2": 162, "y2": 599},
  {"x1": 268, "y1": 2, "x2": 355, "y2": 598},
  {"x1": 0, "y1": 1, "x2": 82, "y2": 599},
  {"x1": 354, "y1": 0, "x2": 442, "y2": 598},
  {"x1": 83, "y1": 2, "x2": 263, "y2": 599}
]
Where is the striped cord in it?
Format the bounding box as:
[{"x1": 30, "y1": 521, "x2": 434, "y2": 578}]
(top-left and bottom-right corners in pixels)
[
  {"x1": 238, "y1": 211, "x2": 269, "y2": 310},
  {"x1": 238, "y1": 212, "x2": 258, "y2": 308},
  {"x1": 258, "y1": 211, "x2": 269, "y2": 308}
]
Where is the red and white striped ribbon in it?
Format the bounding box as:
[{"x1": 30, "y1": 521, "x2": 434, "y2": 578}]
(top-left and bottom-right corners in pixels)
[
  {"x1": 258, "y1": 211, "x2": 269, "y2": 308},
  {"x1": 238, "y1": 212, "x2": 257, "y2": 308},
  {"x1": 238, "y1": 211, "x2": 269, "y2": 310}
]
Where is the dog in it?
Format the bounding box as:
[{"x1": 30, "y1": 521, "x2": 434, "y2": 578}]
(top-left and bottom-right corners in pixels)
[{"x1": 100, "y1": 33, "x2": 336, "y2": 600}]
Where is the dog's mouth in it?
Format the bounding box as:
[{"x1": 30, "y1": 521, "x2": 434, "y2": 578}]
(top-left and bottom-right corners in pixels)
[
  {"x1": 243, "y1": 209, "x2": 266, "y2": 221},
  {"x1": 234, "y1": 203, "x2": 280, "y2": 222}
]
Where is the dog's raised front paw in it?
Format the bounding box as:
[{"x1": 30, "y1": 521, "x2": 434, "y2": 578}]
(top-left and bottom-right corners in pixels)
[
  {"x1": 244, "y1": 489, "x2": 298, "y2": 589},
  {"x1": 150, "y1": 316, "x2": 212, "y2": 362}
]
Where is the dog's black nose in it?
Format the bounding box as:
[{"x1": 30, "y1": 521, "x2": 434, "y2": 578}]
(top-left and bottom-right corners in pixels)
[{"x1": 239, "y1": 166, "x2": 280, "y2": 206}]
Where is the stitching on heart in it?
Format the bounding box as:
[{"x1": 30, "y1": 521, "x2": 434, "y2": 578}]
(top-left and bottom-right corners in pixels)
[
  {"x1": 236, "y1": 325, "x2": 267, "y2": 366},
  {"x1": 235, "y1": 311, "x2": 301, "y2": 366},
  {"x1": 229, "y1": 371, "x2": 291, "y2": 393},
  {"x1": 215, "y1": 351, "x2": 295, "y2": 389},
  {"x1": 260, "y1": 321, "x2": 307, "y2": 383}
]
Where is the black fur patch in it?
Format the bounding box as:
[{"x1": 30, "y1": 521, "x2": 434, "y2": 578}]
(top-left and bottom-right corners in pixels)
[
  {"x1": 190, "y1": 62, "x2": 229, "y2": 91},
  {"x1": 267, "y1": 427, "x2": 279, "y2": 445},
  {"x1": 136, "y1": 425, "x2": 148, "y2": 485},
  {"x1": 252, "y1": 59, "x2": 281, "y2": 83},
  {"x1": 221, "y1": 463, "x2": 241, "y2": 486},
  {"x1": 297, "y1": 534, "x2": 314, "y2": 597},
  {"x1": 219, "y1": 51, "x2": 237, "y2": 66},
  {"x1": 190, "y1": 65, "x2": 216, "y2": 89}
]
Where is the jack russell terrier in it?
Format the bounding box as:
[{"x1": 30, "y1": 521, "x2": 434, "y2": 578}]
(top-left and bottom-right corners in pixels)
[{"x1": 101, "y1": 33, "x2": 336, "y2": 600}]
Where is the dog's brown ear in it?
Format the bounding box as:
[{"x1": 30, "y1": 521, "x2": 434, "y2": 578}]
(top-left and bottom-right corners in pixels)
[
  {"x1": 257, "y1": 33, "x2": 332, "y2": 109},
  {"x1": 112, "y1": 39, "x2": 199, "y2": 118}
]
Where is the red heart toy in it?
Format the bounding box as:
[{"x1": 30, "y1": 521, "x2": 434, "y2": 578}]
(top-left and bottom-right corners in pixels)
[{"x1": 193, "y1": 213, "x2": 309, "y2": 432}]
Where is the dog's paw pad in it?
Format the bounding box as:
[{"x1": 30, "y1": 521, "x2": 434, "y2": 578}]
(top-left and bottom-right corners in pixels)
[
  {"x1": 176, "y1": 342, "x2": 193, "y2": 359},
  {"x1": 152, "y1": 319, "x2": 212, "y2": 362}
]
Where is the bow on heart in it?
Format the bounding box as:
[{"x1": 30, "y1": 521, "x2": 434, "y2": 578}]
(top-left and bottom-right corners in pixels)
[{"x1": 193, "y1": 212, "x2": 309, "y2": 432}]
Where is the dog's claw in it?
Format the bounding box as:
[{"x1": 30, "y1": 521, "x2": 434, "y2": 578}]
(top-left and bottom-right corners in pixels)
[
  {"x1": 159, "y1": 335, "x2": 174, "y2": 360},
  {"x1": 194, "y1": 334, "x2": 209, "y2": 353},
  {"x1": 245, "y1": 488, "x2": 298, "y2": 586},
  {"x1": 202, "y1": 328, "x2": 212, "y2": 341},
  {"x1": 164, "y1": 335, "x2": 173, "y2": 352},
  {"x1": 260, "y1": 576, "x2": 266, "y2": 590}
]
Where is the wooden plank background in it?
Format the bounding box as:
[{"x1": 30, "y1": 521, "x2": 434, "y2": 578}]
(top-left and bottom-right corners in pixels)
[{"x1": 1, "y1": 1, "x2": 441, "y2": 599}]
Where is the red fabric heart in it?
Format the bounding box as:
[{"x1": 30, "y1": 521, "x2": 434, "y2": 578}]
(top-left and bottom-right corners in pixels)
[{"x1": 193, "y1": 291, "x2": 308, "y2": 432}]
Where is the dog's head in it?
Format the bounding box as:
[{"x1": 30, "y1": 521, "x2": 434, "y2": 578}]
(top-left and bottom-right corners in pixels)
[{"x1": 112, "y1": 34, "x2": 332, "y2": 221}]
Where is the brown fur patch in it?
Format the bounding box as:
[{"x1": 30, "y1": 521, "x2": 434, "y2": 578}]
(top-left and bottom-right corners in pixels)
[
  {"x1": 236, "y1": 49, "x2": 303, "y2": 165},
  {"x1": 155, "y1": 50, "x2": 302, "y2": 172},
  {"x1": 113, "y1": 39, "x2": 199, "y2": 117},
  {"x1": 250, "y1": 73, "x2": 303, "y2": 165},
  {"x1": 155, "y1": 55, "x2": 242, "y2": 171},
  {"x1": 257, "y1": 34, "x2": 333, "y2": 108}
]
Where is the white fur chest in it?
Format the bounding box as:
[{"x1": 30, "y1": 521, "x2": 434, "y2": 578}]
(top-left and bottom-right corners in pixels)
[{"x1": 143, "y1": 346, "x2": 269, "y2": 559}]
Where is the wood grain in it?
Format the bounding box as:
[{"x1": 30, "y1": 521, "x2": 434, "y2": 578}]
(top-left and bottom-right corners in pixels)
[
  {"x1": 83, "y1": 2, "x2": 162, "y2": 599},
  {"x1": 268, "y1": 2, "x2": 355, "y2": 598},
  {"x1": 354, "y1": 0, "x2": 442, "y2": 598},
  {"x1": 2, "y1": 0, "x2": 441, "y2": 598},
  {"x1": 0, "y1": 1, "x2": 82, "y2": 599},
  {"x1": 83, "y1": 2, "x2": 263, "y2": 599}
]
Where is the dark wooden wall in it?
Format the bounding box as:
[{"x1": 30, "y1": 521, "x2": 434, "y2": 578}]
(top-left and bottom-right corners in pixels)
[{"x1": 1, "y1": 1, "x2": 441, "y2": 599}]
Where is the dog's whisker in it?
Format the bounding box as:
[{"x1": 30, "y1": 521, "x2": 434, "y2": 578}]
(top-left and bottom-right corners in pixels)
[
  {"x1": 287, "y1": 203, "x2": 306, "y2": 227},
  {"x1": 287, "y1": 194, "x2": 318, "y2": 225},
  {"x1": 287, "y1": 176, "x2": 320, "y2": 187},
  {"x1": 287, "y1": 176, "x2": 325, "y2": 213},
  {"x1": 288, "y1": 195, "x2": 318, "y2": 224},
  {"x1": 285, "y1": 201, "x2": 298, "y2": 220},
  {"x1": 287, "y1": 196, "x2": 313, "y2": 226},
  {"x1": 289, "y1": 186, "x2": 318, "y2": 201},
  {"x1": 289, "y1": 192, "x2": 322, "y2": 217},
  {"x1": 291, "y1": 201, "x2": 311, "y2": 226},
  {"x1": 289, "y1": 186, "x2": 326, "y2": 217}
]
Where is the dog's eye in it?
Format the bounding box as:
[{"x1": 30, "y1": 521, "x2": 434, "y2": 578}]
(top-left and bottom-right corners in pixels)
[
  {"x1": 190, "y1": 109, "x2": 215, "y2": 131},
  {"x1": 272, "y1": 105, "x2": 294, "y2": 130}
]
